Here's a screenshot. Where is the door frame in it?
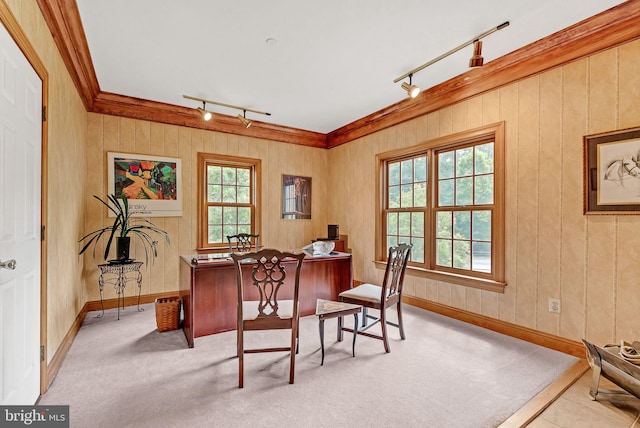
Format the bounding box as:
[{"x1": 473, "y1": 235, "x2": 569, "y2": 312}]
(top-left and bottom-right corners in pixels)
[{"x1": 0, "y1": 2, "x2": 49, "y2": 395}]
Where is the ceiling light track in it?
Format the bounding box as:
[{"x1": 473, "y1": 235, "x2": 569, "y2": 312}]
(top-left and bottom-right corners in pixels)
[
  {"x1": 394, "y1": 21, "x2": 510, "y2": 97},
  {"x1": 183, "y1": 95, "x2": 271, "y2": 128}
]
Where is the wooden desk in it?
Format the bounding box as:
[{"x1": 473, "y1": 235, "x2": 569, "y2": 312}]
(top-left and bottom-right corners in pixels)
[{"x1": 179, "y1": 252, "x2": 353, "y2": 348}]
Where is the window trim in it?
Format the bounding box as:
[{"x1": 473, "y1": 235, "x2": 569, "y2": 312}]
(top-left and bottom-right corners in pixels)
[
  {"x1": 375, "y1": 122, "x2": 505, "y2": 292},
  {"x1": 196, "y1": 153, "x2": 262, "y2": 253}
]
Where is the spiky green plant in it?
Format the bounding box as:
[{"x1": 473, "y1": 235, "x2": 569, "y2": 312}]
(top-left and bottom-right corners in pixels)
[{"x1": 78, "y1": 194, "x2": 170, "y2": 263}]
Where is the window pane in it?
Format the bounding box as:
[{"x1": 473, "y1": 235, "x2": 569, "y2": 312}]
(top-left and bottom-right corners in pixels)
[
  {"x1": 472, "y1": 211, "x2": 491, "y2": 241},
  {"x1": 398, "y1": 212, "x2": 411, "y2": 236},
  {"x1": 223, "y1": 225, "x2": 237, "y2": 238},
  {"x1": 439, "y1": 151, "x2": 454, "y2": 179},
  {"x1": 456, "y1": 147, "x2": 473, "y2": 177},
  {"x1": 415, "y1": 156, "x2": 427, "y2": 182},
  {"x1": 475, "y1": 142, "x2": 494, "y2": 175},
  {"x1": 208, "y1": 184, "x2": 222, "y2": 203},
  {"x1": 400, "y1": 159, "x2": 413, "y2": 184},
  {"x1": 453, "y1": 240, "x2": 470, "y2": 270},
  {"x1": 400, "y1": 184, "x2": 413, "y2": 207},
  {"x1": 389, "y1": 162, "x2": 400, "y2": 186},
  {"x1": 411, "y1": 212, "x2": 424, "y2": 237},
  {"x1": 238, "y1": 207, "x2": 251, "y2": 225},
  {"x1": 474, "y1": 174, "x2": 493, "y2": 205},
  {"x1": 436, "y1": 211, "x2": 452, "y2": 239},
  {"x1": 414, "y1": 182, "x2": 427, "y2": 207},
  {"x1": 387, "y1": 235, "x2": 398, "y2": 249},
  {"x1": 388, "y1": 185, "x2": 400, "y2": 208},
  {"x1": 439, "y1": 179, "x2": 454, "y2": 206},
  {"x1": 472, "y1": 241, "x2": 491, "y2": 273},
  {"x1": 411, "y1": 237, "x2": 425, "y2": 263},
  {"x1": 207, "y1": 166, "x2": 221, "y2": 184},
  {"x1": 387, "y1": 212, "x2": 398, "y2": 235},
  {"x1": 223, "y1": 207, "x2": 237, "y2": 224},
  {"x1": 454, "y1": 211, "x2": 470, "y2": 240},
  {"x1": 455, "y1": 177, "x2": 473, "y2": 206},
  {"x1": 238, "y1": 224, "x2": 251, "y2": 234},
  {"x1": 237, "y1": 186, "x2": 250, "y2": 204},
  {"x1": 436, "y1": 239, "x2": 452, "y2": 267},
  {"x1": 222, "y1": 185, "x2": 236, "y2": 203},
  {"x1": 208, "y1": 225, "x2": 222, "y2": 244},
  {"x1": 222, "y1": 167, "x2": 236, "y2": 184},
  {"x1": 208, "y1": 206, "x2": 222, "y2": 225},
  {"x1": 237, "y1": 168, "x2": 250, "y2": 186}
]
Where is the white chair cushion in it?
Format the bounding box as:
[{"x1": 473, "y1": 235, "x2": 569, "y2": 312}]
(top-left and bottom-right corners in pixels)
[
  {"x1": 339, "y1": 283, "x2": 382, "y2": 304},
  {"x1": 242, "y1": 300, "x2": 294, "y2": 320}
]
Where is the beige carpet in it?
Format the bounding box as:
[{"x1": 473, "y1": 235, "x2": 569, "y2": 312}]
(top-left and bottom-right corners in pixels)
[{"x1": 39, "y1": 303, "x2": 577, "y2": 428}]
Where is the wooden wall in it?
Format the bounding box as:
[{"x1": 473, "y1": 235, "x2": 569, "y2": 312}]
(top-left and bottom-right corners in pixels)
[
  {"x1": 83, "y1": 115, "x2": 330, "y2": 301},
  {"x1": 328, "y1": 38, "x2": 640, "y2": 346}
]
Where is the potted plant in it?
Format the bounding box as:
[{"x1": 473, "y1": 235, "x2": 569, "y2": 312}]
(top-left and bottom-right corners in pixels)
[{"x1": 79, "y1": 194, "x2": 170, "y2": 263}]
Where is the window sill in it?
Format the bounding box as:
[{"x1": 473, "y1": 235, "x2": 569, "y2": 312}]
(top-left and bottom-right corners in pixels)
[{"x1": 373, "y1": 260, "x2": 506, "y2": 293}]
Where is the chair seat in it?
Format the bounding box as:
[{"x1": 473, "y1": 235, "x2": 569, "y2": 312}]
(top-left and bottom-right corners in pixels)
[
  {"x1": 339, "y1": 283, "x2": 382, "y2": 304},
  {"x1": 243, "y1": 300, "x2": 294, "y2": 320}
]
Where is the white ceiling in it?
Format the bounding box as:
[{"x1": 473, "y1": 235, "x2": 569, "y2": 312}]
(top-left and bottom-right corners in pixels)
[{"x1": 76, "y1": 0, "x2": 625, "y2": 134}]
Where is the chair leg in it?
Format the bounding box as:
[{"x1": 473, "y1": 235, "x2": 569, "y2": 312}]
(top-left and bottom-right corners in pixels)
[
  {"x1": 397, "y1": 302, "x2": 406, "y2": 340},
  {"x1": 361, "y1": 307, "x2": 368, "y2": 327},
  {"x1": 237, "y1": 327, "x2": 244, "y2": 388},
  {"x1": 289, "y1": 323, "x2": 297, "y2": 384},
  {"x1": 296, "y1": 321, "x2": 300, "y2": 354},
  {"x1": 337, "y1": 315, "x2": 343, "y2": 342},
  {"x1": 380, "y1": 308, "x2": 390, "y2": 353}
]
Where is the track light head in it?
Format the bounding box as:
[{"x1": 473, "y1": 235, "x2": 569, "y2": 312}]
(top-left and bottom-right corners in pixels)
[
  {"x1": 197, "y1": 101, "x2": 212, "y2": 121},
  {"x1": 237, "y1": 111, "x2": 252, "y2": 128},
  {"x1": 197, "y1": 107, "x2": 213, "y2": 121},
  {"x1": 401, "y1": 74, "x2": 420, "y2": 98},
  {"x1": 469, "y1": 40, "x2": 484, "y2": 68},
  {"x1": 401, "y1": 82, "x2": 420, "y2": 98}
]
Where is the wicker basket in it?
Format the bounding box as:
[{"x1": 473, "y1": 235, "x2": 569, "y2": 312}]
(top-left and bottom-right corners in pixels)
[{"x1": 155, "y1": 297, "x2": 181, "y2": 332}]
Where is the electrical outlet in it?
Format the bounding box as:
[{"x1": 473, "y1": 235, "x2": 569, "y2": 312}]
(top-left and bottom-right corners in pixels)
[{"x1": 548, "y1": 298, "x2": 561, "y2": 314}]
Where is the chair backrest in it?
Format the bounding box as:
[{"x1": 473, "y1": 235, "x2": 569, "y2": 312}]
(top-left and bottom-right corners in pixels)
[
  {"x1": 227, "y1": 233, "x2": 260, "y2": 253},
  {"x1": 381, "y1": 243, "x2": 412, "y2": 300},
  {"x1": 230, "y1": 248, "x2": 305, "y2": 319}
]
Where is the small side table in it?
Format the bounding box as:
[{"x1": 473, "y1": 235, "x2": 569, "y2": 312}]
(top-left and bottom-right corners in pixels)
[
  {"x1": 97, "y1": 261, "x2": 143, "y2": 320},
  {"x1": 315, "y1": 299, "x2": 362, "y2": 365}
]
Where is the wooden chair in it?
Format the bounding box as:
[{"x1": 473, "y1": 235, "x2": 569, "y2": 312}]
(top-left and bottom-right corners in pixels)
[
  {"x1": 227, "y1": 233, "x2": 259, "y2": 253},
  {"x1": 338, "y1": 243, "x2": 412, "y2": 353},
  {"x1": 230, "y1": 248, "x2": 305, "y2": 388}
]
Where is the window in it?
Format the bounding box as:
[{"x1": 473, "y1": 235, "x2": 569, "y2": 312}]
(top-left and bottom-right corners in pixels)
[
  {"x1": 377, "y1": 122, "x2": 505, "y2": 291},
  {"x1": 197, "y1": 153, "x2": 261, "y2": 252}
]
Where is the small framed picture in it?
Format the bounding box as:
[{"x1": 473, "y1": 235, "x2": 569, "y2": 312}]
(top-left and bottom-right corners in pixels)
[
  {"x1": 282, "y1": 174, "x2": 311, "y2": 219},
  {"x1": 584, "y1": 126, "x2": 640, "y2": 214}
]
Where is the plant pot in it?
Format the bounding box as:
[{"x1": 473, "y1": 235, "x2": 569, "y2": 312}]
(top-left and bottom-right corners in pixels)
[{"x1": 116, "y1": 236, "x2": 131, "y2": 260}]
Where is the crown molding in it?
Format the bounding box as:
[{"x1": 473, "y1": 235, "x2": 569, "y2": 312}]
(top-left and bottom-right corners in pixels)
[
  {"x1": 93, "y1": 92, "x2": 328, "y2": 148},
  {"x1": 36, "y1": 1, "x2": 640, "y2": 149},
  {"x1": 326, "y1": 1, "x2": 640, "y2": 148}
]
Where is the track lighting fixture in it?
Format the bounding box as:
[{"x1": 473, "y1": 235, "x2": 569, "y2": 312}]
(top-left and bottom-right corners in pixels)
[
  {"x1": 237, "y1": 110, "x2": 252, "y2": 128},
  {"x1": 393, "y1": 21, "x2": 509, "y2": 98},
  {"x1": 469, "y1": 40, "x2": 484, "y2": 68},
  {"x1": 401, "y1": 74, "x2": 420, "y2": 98},
  {"x1": 196, "y1": 101, "x2": 213, "y2": 121},
  {"x1": 183, "y1": 95, "x2": 270, "y2": 126}
]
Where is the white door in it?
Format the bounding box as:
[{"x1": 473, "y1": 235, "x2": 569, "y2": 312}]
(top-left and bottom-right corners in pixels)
[{"x1": 0, "y1": 20, "x2": 42, "y2": 405}]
